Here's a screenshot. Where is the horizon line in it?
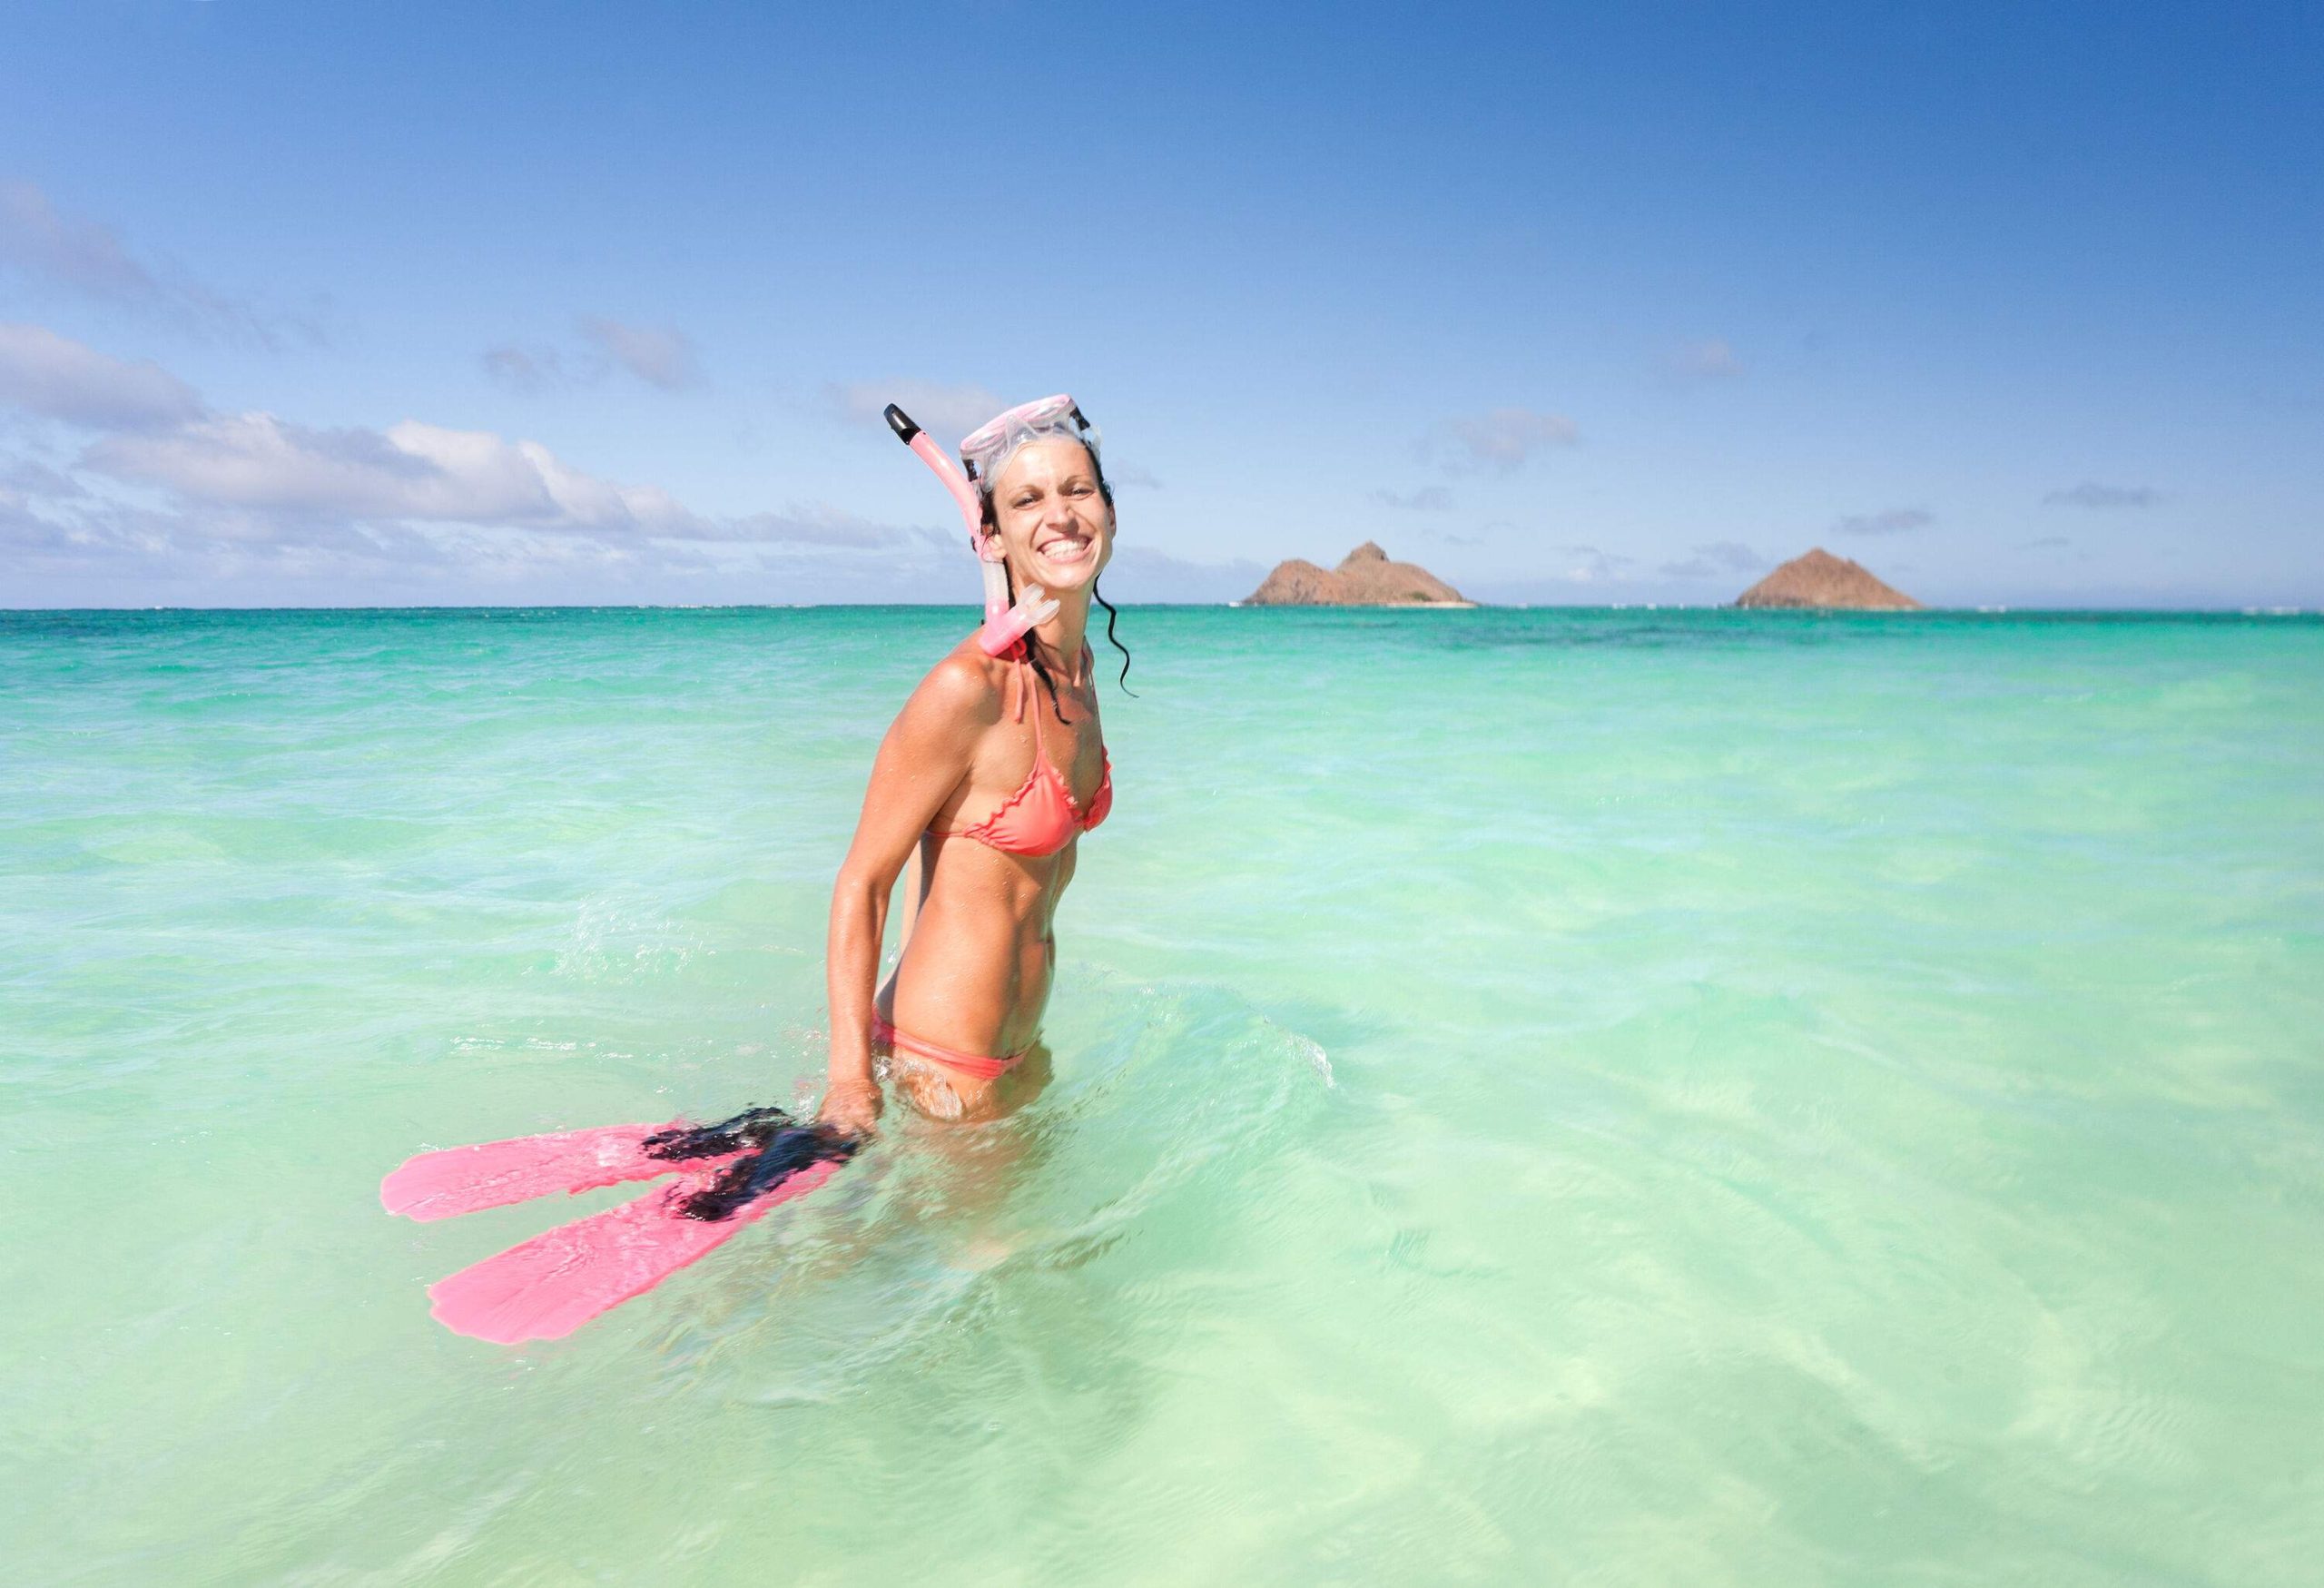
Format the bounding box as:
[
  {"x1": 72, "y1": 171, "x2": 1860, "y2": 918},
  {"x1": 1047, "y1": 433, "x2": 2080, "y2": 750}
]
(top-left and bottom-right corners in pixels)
[{"x1": 4, "y1": 601, "x2": 2316, "y2": 618}]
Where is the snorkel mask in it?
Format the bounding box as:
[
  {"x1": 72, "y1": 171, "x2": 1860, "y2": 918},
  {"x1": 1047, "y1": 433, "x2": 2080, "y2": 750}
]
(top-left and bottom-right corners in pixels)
[
  {"x1": 960, "y1": 394, "x2": 1102, "y2": 494},
  {"x1": 885, "y1": 394, "x2": 1101, "y2": 656}
]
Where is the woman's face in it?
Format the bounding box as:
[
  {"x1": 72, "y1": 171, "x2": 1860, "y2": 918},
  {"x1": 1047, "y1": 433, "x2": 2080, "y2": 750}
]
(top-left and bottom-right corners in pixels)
[{"x1": 984, "y1": 438, "x2": 1113, "y2": 595}]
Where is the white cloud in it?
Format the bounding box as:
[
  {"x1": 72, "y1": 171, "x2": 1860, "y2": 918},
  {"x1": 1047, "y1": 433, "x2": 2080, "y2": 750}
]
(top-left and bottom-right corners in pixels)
[
  {"x1": 0, "y1": 324, "x2": 708, "y2": 537},
  {"x1": 1101, "y1": 543, "x2": 1267, "y2": 604},
  {"x1": 722, "y1": 506, "x2": 937, "y2": 547},
  {"x1": 1422, "y1": 407, "x2": 1580, "y2": 473},
  {"x1": 88, "y1": 413, "x2": 706, "y2": 534},
  {"x1": 828, "y1": 379, "x2": 1008, "y2": 440},
  {"x1": 1553, "y1": 543, "x2": 1636, "y2": 582},
  {"x1": 1658, "y1": 540, "x2": 1765, "y2": 579},
  {"x1": 1663, "y1": 338, "x2": 1744, "y2": 380},
  {"x1": 576, "y1": 317, "x2": 702, "y2": 390},
  {"x1": 1835, "y1": 508, "x2": 1933, "y2": 536},
  {"x1": 0, "y1": 182, "x2": 157, "y2": 302},
  {"x1": 1103, "y1": 459, "x2": 1163, "y2": 490},
  {"x1": 2, "y1": 458, "x2": 86, "y2": 499},
  {"x1": 481, "y1": 343, "x2": 567, "y2": 394},
  {"x1": 1374, "y1": 486, "x2": 1452, "y2": 511},
  {"x1": 0, "y1": 182, "x2": 319, "y2": 348},
  {"x1": 2044, "y1": 481, "x2": 2161, "y2": 509},
  {"x1": 0, "y1": 325, "x2": 995, "y2": 601},
  {"x1": 0, "y1": 321, "x2": 206, "y2": 429},
  {"x1": 481, "y1": 320, "x2": 701, "y2": 394}
]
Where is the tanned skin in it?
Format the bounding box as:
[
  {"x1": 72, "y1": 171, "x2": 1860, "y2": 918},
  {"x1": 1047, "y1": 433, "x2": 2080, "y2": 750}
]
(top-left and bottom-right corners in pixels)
[{"x1": 819, "y1": 437, "x2": 1114, "y2": 1135}]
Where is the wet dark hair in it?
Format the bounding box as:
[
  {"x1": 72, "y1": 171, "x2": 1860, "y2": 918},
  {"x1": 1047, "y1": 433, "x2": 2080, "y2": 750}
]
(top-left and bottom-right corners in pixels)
[{"x1": 980, "y1": 438, "x2": 1136, "y2": 724}]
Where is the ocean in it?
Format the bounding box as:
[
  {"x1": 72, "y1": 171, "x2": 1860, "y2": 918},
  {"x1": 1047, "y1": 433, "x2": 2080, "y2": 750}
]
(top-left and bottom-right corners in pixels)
[{"x1": 5, "y1": 606, "x2": 2319, "y2": 1585}]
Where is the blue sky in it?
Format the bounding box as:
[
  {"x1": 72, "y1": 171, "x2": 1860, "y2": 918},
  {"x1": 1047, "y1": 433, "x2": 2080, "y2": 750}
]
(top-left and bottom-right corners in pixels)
[{"x1": 2, "y1": 0, "x2": 2317, "y2": 607}]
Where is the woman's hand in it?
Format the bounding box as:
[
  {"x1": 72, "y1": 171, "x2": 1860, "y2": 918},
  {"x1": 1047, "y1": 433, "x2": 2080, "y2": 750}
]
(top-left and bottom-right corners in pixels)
[{"x1": 818, "y1": 1074, "x2": 883, "y2": 1139}]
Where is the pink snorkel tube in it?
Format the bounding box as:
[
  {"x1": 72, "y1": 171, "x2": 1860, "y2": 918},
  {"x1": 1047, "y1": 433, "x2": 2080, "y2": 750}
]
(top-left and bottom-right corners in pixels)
[{"x1": 883, "y1": 403, "x2": 1059, "y2": 657}]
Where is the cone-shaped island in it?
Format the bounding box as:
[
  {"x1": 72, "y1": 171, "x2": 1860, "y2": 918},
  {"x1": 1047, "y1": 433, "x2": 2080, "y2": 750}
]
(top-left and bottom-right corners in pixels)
[
  {"x1": 1735, "y1": 548, "x2": 1922, "y2": 609},
  {"x1": 1242, "y1": 542, "x2": 1475, "y2": 607}
]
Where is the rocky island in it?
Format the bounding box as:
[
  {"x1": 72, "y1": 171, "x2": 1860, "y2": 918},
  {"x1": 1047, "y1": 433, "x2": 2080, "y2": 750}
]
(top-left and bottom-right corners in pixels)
[
  {"x1": 1242, "y1": 542, "x2": 1475, "y2": 607},
  {"x1": 1734, "y1": 548, "x2": 1922, "y2": 610}
]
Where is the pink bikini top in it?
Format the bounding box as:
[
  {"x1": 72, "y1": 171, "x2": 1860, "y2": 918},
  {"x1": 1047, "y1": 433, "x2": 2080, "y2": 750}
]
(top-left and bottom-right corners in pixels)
[{"x1": 931, "y1": 646, "x2": 1112, "y2": 858}]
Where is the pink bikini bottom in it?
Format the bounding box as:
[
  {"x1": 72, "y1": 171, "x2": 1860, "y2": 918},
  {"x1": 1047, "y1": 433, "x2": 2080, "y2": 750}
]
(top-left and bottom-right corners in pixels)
[{"x1": 872, "y1": 1015, "x2": 1029, "y2": 1085}]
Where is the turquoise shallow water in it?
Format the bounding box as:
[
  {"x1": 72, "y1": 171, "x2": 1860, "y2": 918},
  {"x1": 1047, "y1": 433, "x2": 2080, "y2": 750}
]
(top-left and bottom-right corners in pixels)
[{"x1": 5, "y1": 606, "x2": 2321, "y2": 1585}]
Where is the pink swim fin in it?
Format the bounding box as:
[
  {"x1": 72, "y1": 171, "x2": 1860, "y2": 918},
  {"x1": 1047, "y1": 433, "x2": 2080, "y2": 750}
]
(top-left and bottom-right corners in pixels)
[
  {"x1": 424, "y1": 1157, "x2": 844, "y2": 1344},
  {"x1": 379, "y1": 1106, "x2": 796, "y2": 1221},
  {"x1": 381, "y1": 1122, "x2": 694, "y2": 1221}
]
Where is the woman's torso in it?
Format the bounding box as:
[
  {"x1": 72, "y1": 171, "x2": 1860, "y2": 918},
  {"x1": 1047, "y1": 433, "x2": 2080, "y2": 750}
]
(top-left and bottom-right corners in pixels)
[{"x1": 882, "y1": 641, "x2": 1108, "y2": 1059}]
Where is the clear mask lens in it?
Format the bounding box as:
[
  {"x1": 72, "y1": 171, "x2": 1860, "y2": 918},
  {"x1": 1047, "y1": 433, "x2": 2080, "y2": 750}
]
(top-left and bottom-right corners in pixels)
[{"x1": 960, "y1": 394, "x2": 1094, "y2": 484}]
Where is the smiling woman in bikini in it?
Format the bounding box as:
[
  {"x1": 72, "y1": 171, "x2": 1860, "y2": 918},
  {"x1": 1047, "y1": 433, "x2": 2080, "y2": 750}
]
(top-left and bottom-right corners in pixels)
[{"x1": 818, "y1": 398, "x2": 1128, "y2": 1135}]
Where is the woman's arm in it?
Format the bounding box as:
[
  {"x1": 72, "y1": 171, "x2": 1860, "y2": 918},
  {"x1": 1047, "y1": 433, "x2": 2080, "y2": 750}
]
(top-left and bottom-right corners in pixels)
[{"x1": 821, "y1": 654, "x2": 992, "y2": 1133}]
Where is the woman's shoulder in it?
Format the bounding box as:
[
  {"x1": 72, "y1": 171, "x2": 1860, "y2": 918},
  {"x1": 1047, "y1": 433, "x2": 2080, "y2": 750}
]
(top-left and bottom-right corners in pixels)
[{"x1": 910, "y1": 637, "x2": 1011, "y2": 722}]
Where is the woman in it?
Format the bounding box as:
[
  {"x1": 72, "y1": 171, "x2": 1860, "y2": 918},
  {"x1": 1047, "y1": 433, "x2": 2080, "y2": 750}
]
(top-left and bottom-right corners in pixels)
[{"x1": 818, "y1": 398, "x2": 1127, "y2": 1135}]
